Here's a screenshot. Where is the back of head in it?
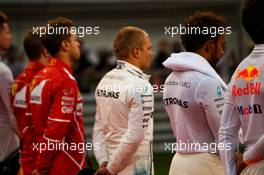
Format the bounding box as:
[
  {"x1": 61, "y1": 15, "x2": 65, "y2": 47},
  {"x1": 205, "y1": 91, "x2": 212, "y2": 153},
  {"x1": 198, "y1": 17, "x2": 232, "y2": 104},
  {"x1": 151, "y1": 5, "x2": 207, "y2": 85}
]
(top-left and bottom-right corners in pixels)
[
  {"x1": 181, "y1": 11, "x2": 227, "y2": 52},
  {"x1": 0, "y1": 11, "x2": 8, "y2": 31},
  {"x1": 113, "y1": 26, "x2": 146, "y2": 60},
  {"x1": 42, "y1": 17, "x2": 73, "y2": 56},
  {"x1": 24, "y1": 29, "x2": 44, "y2": 60},
  {"x1": 242, "y1": 0, "x2": 264, "y2": 44}
]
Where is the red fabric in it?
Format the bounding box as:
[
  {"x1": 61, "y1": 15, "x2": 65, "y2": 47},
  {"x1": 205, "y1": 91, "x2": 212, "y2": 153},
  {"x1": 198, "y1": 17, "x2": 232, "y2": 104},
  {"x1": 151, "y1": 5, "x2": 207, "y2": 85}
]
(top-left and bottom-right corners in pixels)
[
  {"x1": 244, "y1": 156, "x2": 264, "y2": 165},
  {"x1": 30, "y1": 58, "x2": 85, "y2": 175},
  {"x1": 11, "y1": 61, "x2": 45, "y2": 175}
]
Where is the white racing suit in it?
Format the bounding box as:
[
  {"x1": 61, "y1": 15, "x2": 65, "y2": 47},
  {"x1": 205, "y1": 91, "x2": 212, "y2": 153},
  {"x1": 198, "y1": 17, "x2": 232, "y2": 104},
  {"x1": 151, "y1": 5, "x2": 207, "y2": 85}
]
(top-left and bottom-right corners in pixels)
[
  {"x1": 163, "y1": 52, "x2": 227, "y2": 153},
  {"x1": 93, "y1": 60, "x2": 154, "y2": 175},
  {"x1": 163, "y1": 52, "x2": 227, "y2": 175},
  {"x1": 219, "y1": 44, "x2": 264, "y2": 175}
]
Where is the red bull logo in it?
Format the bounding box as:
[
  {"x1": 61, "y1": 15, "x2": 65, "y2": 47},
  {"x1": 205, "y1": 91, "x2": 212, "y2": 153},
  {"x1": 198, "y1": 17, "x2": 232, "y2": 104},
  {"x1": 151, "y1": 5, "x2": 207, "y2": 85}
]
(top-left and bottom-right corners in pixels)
[
  {"x1": 236, "y1": 65, "x2": 260, "y2": 81},
  {"x1": 233, "y1": 66, "x2": 262, "y2": 96},
  {"x1": 232, "y1": 82, "x2": 261, "y2": 96}
]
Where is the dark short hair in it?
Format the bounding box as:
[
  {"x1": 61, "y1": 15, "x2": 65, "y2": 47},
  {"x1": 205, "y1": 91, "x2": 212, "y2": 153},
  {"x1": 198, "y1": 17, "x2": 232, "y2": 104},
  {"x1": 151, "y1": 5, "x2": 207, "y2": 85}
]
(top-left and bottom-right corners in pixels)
[
  {"x1": 24, "y1": 29, "x2": 44, "y2": 60},
  {"x1": 242, "y1": 0, "x2": 264, "y2": 44},
  {"x1": 0, "y1": 11, "x2": 8, "y2": 30},
  {"x1": 181, "y1": 11, "x2": 227, "y2": 52},
  {"x1": 41, "y1": 17, "x2": 73, "y2": 56},
  {"x1": 113, "y1": 26, "x2": 146, "y2": 59}
]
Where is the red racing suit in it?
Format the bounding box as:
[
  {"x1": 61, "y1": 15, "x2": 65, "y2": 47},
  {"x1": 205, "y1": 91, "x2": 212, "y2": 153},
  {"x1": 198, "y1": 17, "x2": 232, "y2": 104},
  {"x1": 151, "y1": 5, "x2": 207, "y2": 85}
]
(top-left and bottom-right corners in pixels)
[
  {"x1": 11, "y1": 61, "x2": 45, "y2": 175},
  {"x1": 30, "y1": 58, "x2": 85, "y2": 175}
]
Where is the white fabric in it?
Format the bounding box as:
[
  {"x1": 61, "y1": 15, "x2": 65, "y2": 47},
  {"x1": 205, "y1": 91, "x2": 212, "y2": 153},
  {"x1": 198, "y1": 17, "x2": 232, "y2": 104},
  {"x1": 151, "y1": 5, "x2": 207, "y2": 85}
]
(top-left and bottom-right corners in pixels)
[
  {"x1": 0, "y1": 60, "x2": 20, "y2": 161},
  {"x1": 169, "y1": 152, "x2": 224, "y2": 175},
  {"x1": 0, "y1": 127, "x2": 20, "y2": 161},
  {"x1": 163, "y1": 52, "x2": 226, "y2": 153},
  {"x1": 219, "y1": 44, "x2": 264, "y2": 175},
  {"x1": 93, "y1": 60, "x2": 154, "y2": 175},
  {"x1": 163, "y1": 52, "x2": 227, "y2": 90},
  {"x1": 240, "y1": 159, "x2": 264, "y2": 175}
]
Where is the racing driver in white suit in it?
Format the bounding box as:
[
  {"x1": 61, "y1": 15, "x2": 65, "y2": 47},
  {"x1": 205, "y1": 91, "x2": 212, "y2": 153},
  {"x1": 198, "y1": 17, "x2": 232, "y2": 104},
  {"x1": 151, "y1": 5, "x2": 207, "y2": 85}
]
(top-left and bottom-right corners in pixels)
[
  {"x1": 93, "y1": 26, "x2": 154, "y2": 175},
  {"x1": 163, "y1": 11, "x2": 228, "y2": 175}
]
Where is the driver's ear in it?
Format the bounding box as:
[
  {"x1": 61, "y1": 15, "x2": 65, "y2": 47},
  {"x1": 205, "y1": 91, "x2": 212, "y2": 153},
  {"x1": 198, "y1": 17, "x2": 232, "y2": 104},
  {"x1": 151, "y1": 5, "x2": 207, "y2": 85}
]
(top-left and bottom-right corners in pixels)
[
  {"x1": 204, "y1": 40, "x2": 214, "y2": 54},
  {"x1": 132, "y1": 47, "x2": 141, "y2": 59},
  {"x1": 42, "y1": 48, "x2": 49, "y2": 58},
  {"x1": 61, "y1": 40, "x2": 69, "y2": 51}
]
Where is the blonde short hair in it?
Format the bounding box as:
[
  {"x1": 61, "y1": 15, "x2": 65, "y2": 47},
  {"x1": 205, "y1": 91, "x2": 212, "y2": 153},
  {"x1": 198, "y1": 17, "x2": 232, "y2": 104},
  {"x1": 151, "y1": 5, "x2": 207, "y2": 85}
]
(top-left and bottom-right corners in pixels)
[{"x1": 113, "y1": 26, "x2": 146, "y2": 60}]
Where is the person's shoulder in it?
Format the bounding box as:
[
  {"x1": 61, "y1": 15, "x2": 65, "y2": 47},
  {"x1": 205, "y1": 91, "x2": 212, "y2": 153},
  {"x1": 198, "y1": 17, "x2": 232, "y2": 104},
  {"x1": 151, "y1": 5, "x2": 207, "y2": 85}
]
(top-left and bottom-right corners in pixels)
[
  {"x1": 0, "y1": 62, "x2": 13, "y2": 83},
  {"x1": 0, "y1": 62, "x2": 12, "y2": 75},
  {"x1": 176, "y1": 71, "x2": 208, "y2": 88},
  {"x1": 32, "y1": 66, "x2": 62, "y2": 86},
  {"x1": 31, "y1": 67, "x2": 67, "y2": 94},
  {"x1": 123, "y1": 68, "x2": 148, "y2": 83},
  {"x1": 195, "y1": 76, "x2": 223, "y2": 98},
  {"x1": 100, "y1": 68, "x2": 127, "y2": 82},
  {"x1": 16, "y1": 64, "x2": 35, "y2": 81},
  {"x1": 124, "y1": 75, "x2": 150, "y2": 93},
  {"x1": 192, "y1": 70, "x2": 210, "y2": 79},
  {"x1": 60, "y1": 68, "x2": 76, "y2": 83},
  {"x1": 198, "y1": 75, "x2": 219, "y2": 88},
  {"x1": 14, "y1": 69, "x2": 27, "y2": 82}
]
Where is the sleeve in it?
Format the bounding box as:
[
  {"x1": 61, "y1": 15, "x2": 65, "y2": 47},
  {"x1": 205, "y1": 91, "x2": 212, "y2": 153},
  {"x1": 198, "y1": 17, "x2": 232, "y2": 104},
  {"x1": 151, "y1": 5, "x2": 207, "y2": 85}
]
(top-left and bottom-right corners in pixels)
[
  {"x1": 36, "y1": 80, "x2": 77, "y2": 172},
  {"x1": 0, "y1": 69, "x2": 20, "y2": 137},
  {"x1": 218, "y1": 87, "x2": 241, "y2": 175},
  {"x1": 195, "y1": 78, "x2": 225, "y2": 141},
  {"x1": 243, "y1": 134, "x2": 264, "y2": 164},
  {"x1": 93, "y1": 103, "x2": 109, "y2": 165},
  {"x1": 106, "y1": 89, "x2": 145, "y2": 174}
]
